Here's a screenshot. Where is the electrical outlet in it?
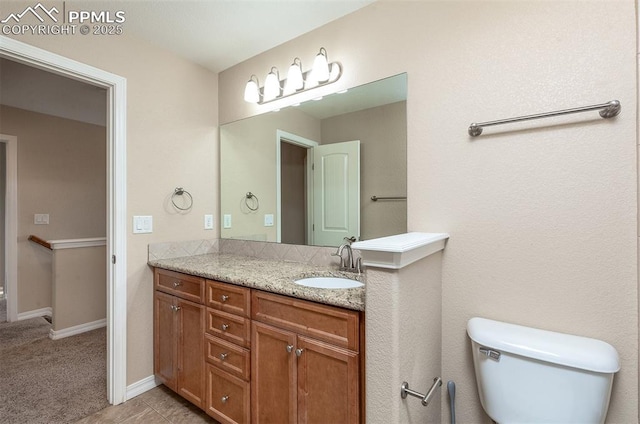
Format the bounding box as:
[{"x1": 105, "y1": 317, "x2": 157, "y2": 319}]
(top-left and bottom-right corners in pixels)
[
  {"x1": 264, "y1": 214, "x2": 274, "y2": 227},
  {"x1": 223, "y1": 214, "x2": 232, "y2": 229}
]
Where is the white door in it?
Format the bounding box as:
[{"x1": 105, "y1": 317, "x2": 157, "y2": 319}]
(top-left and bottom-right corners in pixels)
[{"x1": 312, "y1": 140, "x2": 360, "y2": 247}]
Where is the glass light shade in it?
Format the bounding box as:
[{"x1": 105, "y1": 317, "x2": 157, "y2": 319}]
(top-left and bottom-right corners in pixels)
[
  {"x1": 312, "y1": 48, "x2": 330, "y2": 83},
  {"x1": 243, "y1": 77, "x2": 260, "y2": 103},
  {"x1": 283, "y1": 61, "x2": 304, "y2": 96},
  {"x1": 263, "y1": 69, "x2": 281, "y2": 102}
]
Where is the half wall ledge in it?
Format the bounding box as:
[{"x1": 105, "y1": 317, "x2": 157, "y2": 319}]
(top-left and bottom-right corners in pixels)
[{"x1": 352, "y1": 232, "x2": 449, "y2": 269}]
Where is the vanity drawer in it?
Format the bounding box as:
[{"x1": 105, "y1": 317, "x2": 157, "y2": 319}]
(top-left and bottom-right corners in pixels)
[
  {"x1": 205, "y1": 334, "x2": 250, "y2": 381},
  {"x1": 252, "y1": 290, "x2": 360, "y2": 351},
  {"x1": 154, "y1": 268, "x2": 204, "y2": 303},
  {"x1": 206, "y1": 280, "x2": 251, "y2": 318},
  {"x1": 206, "y1": 308, "x2": 251, "y2": 348},
  {"x1": 205, "y1": 364, "x2": 250, "y2": 424}
]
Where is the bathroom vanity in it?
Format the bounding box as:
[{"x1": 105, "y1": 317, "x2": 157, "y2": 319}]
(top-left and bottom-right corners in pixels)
[{"x1": 151, "y1": 253, "x2": 365, "y2": 424}]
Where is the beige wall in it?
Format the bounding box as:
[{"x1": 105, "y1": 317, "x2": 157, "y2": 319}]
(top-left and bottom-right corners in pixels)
[
  {"x1": 322, "y1": 101, "x2": 407, "y2": 241},
  {"x1": 6, "y1": 30, "x2": 219, "y2": 385},
  {"x1": 53, "y1": 245, "x2": 106, "y2": 331},
  {"x1": 0, "y1": 105, "x2": 106, "y2": 313},
  {"x1": 219, "y1": 1, "x2": 638, "y2": 422}
]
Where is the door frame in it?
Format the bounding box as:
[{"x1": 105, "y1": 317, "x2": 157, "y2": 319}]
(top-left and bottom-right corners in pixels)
[
  {"x1": 0, "y1": 36, "x2": 128, "y2": 405},
  {"x1": 275, "y1": 130, "x2": 318, "y2": 244},
  {"x1": 0, "y1": 135, "x2": 16, "y2": 314}
]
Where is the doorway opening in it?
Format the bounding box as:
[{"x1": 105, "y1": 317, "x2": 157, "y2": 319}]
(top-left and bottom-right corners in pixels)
[{"x1": 0, "y1": 36, "x2": 127, "y2": 405}]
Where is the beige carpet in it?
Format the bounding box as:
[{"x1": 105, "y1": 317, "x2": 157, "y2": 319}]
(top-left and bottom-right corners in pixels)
[{"x1": 0, "y1": 317, "x2": 109, "y2": 423}]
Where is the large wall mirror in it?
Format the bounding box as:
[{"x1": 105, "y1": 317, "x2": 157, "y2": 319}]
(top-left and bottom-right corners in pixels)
[{"x1": 220, "y1": 73, "x2": 407, "y2": 247}]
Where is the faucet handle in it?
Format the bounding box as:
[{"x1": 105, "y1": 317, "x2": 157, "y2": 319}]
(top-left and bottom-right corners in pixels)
[{"x1": 344, "y1": 236, "x2": 356, "y2": 244}]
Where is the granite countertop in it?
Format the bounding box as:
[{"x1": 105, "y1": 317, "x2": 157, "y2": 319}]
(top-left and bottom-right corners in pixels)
[{"x1": 148, "y1": 253, "x2": 365, "y2": 311}]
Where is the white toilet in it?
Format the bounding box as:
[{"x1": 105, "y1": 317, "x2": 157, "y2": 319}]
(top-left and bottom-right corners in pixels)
[{"x1": 467, "y1": 317, "x2": 620, "y2": 424}]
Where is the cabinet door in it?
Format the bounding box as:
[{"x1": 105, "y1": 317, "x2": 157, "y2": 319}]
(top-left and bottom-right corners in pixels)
[
  {"x1": 252, "y1": 321, "x2": 296, "y2": 424},
  {"x1": 154, "y1": 291, "x2": 177, "y2": 391},
  {"x1": 297, "y1": 336, "x2": 360, "y2": 424},
  {"x1": 177, "y1": 297, "x2": 205, "y2": 408}
]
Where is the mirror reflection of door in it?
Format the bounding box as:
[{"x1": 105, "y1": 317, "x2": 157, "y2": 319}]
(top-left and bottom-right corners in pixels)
[
  {"x1": 312, "y1": 140, "x2": 360, "y2": 247},
  {"x1": 278, "y1": 133, "x2": 360, "y2": 247}
]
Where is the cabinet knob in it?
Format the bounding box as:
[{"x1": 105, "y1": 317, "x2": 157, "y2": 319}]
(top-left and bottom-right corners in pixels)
[
  {"x1": 175, "y1": 305, "x2": 181, "y2": 312},
  {"x1": 219, "y1": 353, "x2": 228, "y2": 360},
  {"x1": 286, "y1": 345, "x2": 294, "y2": 353},
  {"x1": 173, "y1": 281, "x2": 182, "y2": 288},
  {"x1": 221, "y1": 395, "x2": 229, "y2": 404},
  {"x1": 221, "y1": 324, "x2": 229, "y2": 331},
  {"x1": 221, "y1": 295, "x2": 229, "y2": 302},
  {"x1": 295, "y1": 348, "x2": 304, "y2": 357}
]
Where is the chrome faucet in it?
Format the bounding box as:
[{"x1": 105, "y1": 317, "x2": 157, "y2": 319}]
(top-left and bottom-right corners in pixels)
[{"x1": 333, "y1": 239, "x2": 362, "y2": 273}]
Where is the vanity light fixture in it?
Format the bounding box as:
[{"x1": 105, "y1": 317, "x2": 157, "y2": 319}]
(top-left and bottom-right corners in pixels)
[{"x1": 243, "y1": 47, "x2": 342, "y2": 105}]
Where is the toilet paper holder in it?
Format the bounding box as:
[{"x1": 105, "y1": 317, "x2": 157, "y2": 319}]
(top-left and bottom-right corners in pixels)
[{"x1": 401, "y1": 377, "x2": 442, "y2": 407}]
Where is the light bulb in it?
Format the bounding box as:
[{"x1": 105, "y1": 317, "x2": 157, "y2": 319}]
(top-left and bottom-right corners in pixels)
[
  {"x1": 312, "y1": 47, "x2": 330, "y2": 83},
  {"x1": 283, "y1": 58, "x2": 304, "y2": 96},
  {"x1": 263, "y1": 67, "x2": 281, "y2": 102},
  {"x1": 243, "y1": 76, "x2": 260, "y2": 103}
]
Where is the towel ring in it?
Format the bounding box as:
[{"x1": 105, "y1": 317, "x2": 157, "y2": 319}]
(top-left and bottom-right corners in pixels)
[
  {"x1": 245, "y1": 192, "x2": 259, "y2": 211},
  {"x1": 171, "y1": 187, "x2": 193, "y2": 211}
]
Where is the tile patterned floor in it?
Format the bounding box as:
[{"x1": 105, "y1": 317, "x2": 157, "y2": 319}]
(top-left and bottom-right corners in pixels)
[{"x1": 75, "y1": 385, "x2": 219, "y2": 423}]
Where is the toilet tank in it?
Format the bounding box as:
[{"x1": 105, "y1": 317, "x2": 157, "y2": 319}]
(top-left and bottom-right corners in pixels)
[{"x1": 467, "y1": 317, "x2": 620, "y2": 424}]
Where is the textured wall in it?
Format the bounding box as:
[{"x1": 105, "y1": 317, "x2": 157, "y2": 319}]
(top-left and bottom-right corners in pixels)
[{"x1": 219, "y1": 1, "x2": 638, "y2": 422}]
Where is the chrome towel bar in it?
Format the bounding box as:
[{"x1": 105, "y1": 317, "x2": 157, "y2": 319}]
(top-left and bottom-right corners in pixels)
[
  {"x1": 371, "y1": 195, "x2": 407, "y2": 201},
  {"x1": 468, "y1": 99, "x2": 621, "y2": 137},
  {"x1": 401, "y1": 377, "x2": 442, "y2": 407}
]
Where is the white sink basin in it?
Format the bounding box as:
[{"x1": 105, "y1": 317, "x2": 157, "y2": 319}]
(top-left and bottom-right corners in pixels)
[{"x1": 295, "y1": 277, "x2": 364, "y2": 289}]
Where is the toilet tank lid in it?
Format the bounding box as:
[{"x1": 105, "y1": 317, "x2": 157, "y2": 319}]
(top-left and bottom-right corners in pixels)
[{"x1": 467, "y1": 317, "x2": 620, "y2": 373}]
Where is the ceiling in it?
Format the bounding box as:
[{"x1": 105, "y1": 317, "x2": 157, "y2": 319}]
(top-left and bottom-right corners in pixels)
[
  {"x1": 75, "y1": 0, "x2": 375, "y2": 73},
  {"x1": 0, "y1": 0, "x2": 375, "y2": 125}
]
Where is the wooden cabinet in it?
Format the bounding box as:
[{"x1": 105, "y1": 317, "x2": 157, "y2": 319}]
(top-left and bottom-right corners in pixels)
[
  {"x1": 251, "y1": 291, "x2": 363, "y2": 424},
  {"x1": 154, "y1": 267, "x2": 364, "y2": 423},
  {"x1": 153, "y1": 278, "x2": 205, "y2": 408},
  {"x1": 204, "y1": 280, "x2": 252, "y2": 424}
]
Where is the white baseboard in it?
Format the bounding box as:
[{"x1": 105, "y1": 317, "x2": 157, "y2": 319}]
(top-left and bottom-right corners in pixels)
[
  {"x1": 17, "y1": 307, "x2": 52, "y2": 321},
  {"x1": 126, "y1": 375, "x2": 160, "y2": 400},
  {"x1": 49, "y1": 318, "x2": 106, "y2": 340}
]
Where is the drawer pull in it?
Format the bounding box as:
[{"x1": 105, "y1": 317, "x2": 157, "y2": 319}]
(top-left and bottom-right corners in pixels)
[
  {"x1": 219, "y1": 353, "x2": 228, "y2": 360},
  {"x1": 221, "y1": 295, "x2": 229, "y2": 302},
  {"x1": 173, "y1": 281, "x2": 182, "y2": 288},
  {"x1": 286, "y1": 344, "x2": 294, "y2": 353},
  {"x1": 295, "y1": 348, "x2": 304, "y2": 357},
  {"x1": 221, "y1": 395, "x2": 229, "y2": 404},
  {"x1": 221, "y1": 324, "x2": 229, "y2": 331}
]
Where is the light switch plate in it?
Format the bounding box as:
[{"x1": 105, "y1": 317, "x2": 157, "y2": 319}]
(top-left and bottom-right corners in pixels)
[
  {"x1": 133, "y1": 215, "x2": 153, "y2": 234},
  {"x1": 204, "y1": 214, "x2": 214, "y2": 230},
  {"x1": 264, "y1": 214, "x2": 274, "y2": 227},
  {"x1": 34, "y1": 214, "x2": 49, "y2": 225},
  {"x1": 223, "y1": 214, "x2": 232, "y2": 229}
]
